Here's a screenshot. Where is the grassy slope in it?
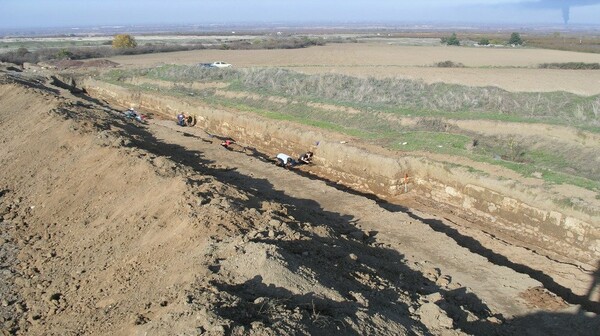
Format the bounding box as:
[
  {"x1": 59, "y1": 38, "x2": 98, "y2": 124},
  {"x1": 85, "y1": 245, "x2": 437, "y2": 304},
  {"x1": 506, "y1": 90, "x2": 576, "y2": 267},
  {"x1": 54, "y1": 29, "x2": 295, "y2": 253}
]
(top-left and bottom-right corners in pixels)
[{"x1": 100, "y1": 66, "x2": 600, "y2": 192}]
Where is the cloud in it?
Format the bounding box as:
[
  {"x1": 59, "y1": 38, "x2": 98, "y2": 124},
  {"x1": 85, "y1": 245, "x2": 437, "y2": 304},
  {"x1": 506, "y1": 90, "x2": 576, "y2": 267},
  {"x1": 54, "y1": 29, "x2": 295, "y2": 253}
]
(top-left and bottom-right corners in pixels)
[{"x1": 515, "y1": 0, "x2": 600, "y2": 23}]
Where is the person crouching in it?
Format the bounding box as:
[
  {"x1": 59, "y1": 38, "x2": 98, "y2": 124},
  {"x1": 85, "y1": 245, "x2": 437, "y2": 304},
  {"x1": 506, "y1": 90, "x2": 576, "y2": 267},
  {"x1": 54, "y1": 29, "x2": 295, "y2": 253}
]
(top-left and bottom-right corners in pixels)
[
  {"x1": 298, "y1": 151, "x2": 314, "y2": 165},
  {"x1": 276, "y1": 153, "x2": 295, "y2": 169}
]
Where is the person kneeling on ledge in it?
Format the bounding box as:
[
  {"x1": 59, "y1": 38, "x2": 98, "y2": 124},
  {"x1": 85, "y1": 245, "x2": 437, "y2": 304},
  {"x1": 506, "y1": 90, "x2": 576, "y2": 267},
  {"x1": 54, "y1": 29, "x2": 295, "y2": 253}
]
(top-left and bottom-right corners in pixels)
[
  {"x1": 276, "y1": 153, "x2": 295, "y2": 169},
  {"x1": 298, "y1": 151, "x2": 314, "y2": 165}
]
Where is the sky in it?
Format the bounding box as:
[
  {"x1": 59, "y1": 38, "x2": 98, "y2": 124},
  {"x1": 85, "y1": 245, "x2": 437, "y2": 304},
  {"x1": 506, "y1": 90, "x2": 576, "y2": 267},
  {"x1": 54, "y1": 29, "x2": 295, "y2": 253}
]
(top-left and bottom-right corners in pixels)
[{"x1": 0, "y1": 0, "x2": 599, "y2": 30}]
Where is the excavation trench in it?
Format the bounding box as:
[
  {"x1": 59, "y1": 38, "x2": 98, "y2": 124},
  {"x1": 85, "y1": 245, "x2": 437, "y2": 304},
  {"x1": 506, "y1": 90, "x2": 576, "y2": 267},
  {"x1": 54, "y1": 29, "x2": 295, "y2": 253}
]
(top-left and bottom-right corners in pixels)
[{"x1": 82, "y1": 78, "x2": 599, "y2": 265}]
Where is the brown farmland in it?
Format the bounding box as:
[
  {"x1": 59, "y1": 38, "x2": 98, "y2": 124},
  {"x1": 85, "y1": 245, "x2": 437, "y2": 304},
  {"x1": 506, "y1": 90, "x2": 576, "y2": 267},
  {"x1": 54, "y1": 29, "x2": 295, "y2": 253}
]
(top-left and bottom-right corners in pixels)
[{"x1": 107, "y1": 43, "x2": 600, "y2": 95}]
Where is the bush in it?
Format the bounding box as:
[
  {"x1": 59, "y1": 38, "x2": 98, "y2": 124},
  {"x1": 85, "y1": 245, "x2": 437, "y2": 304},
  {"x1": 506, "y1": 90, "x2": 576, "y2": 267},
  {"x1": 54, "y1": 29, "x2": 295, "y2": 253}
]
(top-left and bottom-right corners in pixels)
[
  {"x1": 0, "y1": 48, "x2": 37, "y2": 65},
  {"x1": 441, "y1": 33, "x2": 460, "y2": 46},
  {"x1": 435, "y1": 60, "x2": 465, "y2": 68},
  {"x1": 509, "y1": 32, "x2": 523, "y2": 45},
  {"x1": 112, "y1": 34, "x2": 137, "y2": 49},
  {"x1": 56, "y1": 49, "x2": 74, "y2": 60},
  {"x1": 479, "y1": 38, "x2": 490, "y2": 46},
  {"x1": 16, "y1": 47, "x2": 30, "y2": 57}
]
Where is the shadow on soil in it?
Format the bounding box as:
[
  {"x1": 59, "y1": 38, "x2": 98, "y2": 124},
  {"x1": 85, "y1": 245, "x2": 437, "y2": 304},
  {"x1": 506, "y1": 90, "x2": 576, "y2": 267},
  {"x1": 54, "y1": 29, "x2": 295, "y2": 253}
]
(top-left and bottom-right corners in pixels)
[
  {"x1": 60, "y1": 87, "x2": 600, "y2": 335},
  {"x1": 402, "y1": 210, "x2": 600, "y2": 315},
  {"x1": 92, "y1": 112, "x2": 487, "y2": 334},
  {"x1": 271, "y1": 157, "x2": 600, "y2": 315}
]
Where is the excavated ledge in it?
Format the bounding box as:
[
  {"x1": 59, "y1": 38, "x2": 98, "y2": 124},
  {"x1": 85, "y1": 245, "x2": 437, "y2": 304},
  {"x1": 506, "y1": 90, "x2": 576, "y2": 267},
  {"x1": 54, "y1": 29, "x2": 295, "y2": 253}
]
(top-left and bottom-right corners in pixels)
[{"x1": 84, "y1": 78, "x2": 600, "y2": 265}]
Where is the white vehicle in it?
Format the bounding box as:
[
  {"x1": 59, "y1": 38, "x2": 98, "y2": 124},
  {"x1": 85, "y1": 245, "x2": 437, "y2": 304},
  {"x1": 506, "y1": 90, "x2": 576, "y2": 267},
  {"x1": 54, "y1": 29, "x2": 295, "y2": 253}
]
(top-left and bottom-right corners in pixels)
[{"x1": 210, "y1": 61, "x2": 232, "y2": 68}]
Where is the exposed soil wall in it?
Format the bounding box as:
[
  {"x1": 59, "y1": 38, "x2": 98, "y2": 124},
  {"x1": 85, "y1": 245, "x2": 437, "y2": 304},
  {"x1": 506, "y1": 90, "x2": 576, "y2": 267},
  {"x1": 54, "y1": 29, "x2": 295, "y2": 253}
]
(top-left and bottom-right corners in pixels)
[{"x1": 84, "y1": 78, "x2": 600, "y2": 265}]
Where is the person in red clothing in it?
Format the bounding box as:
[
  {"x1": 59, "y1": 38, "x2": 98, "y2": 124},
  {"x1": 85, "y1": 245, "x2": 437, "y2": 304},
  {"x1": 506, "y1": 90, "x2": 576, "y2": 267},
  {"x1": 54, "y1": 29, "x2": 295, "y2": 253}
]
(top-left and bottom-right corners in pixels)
[{"x1": 220, "y1": 139, "x2": 234, "y2": 150}]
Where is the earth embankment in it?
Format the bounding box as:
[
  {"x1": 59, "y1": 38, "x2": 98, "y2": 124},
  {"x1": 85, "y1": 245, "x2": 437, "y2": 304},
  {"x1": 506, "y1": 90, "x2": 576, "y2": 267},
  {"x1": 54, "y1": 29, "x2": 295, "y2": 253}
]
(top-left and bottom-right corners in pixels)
[
  {"x1": 0, "y1": 69, "x2": 488, "y2": 335},
  {"x1": 84, "y1": 77, "x2": 600, "y2": 267},
  {"x1": 1, "y1": 68, "x2": 599, "y2": 335}
]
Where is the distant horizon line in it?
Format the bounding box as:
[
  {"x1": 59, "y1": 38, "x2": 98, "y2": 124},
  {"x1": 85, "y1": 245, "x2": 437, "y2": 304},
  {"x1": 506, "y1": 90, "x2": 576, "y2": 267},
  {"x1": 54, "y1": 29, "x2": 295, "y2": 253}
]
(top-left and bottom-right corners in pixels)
[{"x1": 2, "y1": 20, "x2": 600, "y2": 36}]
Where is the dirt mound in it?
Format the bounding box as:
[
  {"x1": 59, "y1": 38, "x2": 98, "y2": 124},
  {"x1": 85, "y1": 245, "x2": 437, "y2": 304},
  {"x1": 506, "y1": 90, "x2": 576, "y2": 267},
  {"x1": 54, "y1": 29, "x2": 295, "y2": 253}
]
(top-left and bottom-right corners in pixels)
[
  {"x1": 45, "y1": 59, "x2": 119, "y2": 70},
  {"x1": 1, "y1": 70, "x2": 598, "y2": 335},
  {"x1": 85, "y1": 59, "x2": 119, "y2": 68}
]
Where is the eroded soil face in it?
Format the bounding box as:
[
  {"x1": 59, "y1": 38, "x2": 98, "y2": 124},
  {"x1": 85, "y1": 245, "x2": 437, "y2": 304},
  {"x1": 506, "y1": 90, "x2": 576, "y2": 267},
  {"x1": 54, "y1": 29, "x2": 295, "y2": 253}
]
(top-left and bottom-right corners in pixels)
[{"x1": 0, "y1": 69, "x2": 599, "y2": 335}]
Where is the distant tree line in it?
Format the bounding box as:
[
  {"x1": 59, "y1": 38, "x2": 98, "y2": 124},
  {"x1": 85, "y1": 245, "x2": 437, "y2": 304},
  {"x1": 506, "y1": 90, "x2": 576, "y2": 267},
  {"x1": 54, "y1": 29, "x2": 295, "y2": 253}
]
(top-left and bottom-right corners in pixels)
[
  {"x1": 0, "y1": 34, "x2": 329, "y2": 65},
  {"x1": 441, "y1": 32, "x2": 523, "y2": 46},
  {"x1": 539, "y1": 62, "x2": 600, "y2": 70}
]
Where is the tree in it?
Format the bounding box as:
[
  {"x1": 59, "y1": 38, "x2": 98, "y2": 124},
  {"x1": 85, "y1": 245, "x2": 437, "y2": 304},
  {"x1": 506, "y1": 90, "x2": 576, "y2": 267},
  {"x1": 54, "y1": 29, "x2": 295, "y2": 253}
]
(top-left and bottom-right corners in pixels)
[
  {"x1": 479, "y1": 38, "x2": 490, "y2": 46},
  {"x1": 56, "y1": 49, "x2": 74, "y2": 60},
  {"x1": 509, "y1": 32, "x2": 523, "y2": 45},
  {"x1": 16, "y1": 47, "x2": 29, "y2": 57},
  {"x1": 112, "y1": 34, "x2": 137, "y2": 49},
  {"x1": 441, "y1": 33, "x2": 460, "y2": 46}
]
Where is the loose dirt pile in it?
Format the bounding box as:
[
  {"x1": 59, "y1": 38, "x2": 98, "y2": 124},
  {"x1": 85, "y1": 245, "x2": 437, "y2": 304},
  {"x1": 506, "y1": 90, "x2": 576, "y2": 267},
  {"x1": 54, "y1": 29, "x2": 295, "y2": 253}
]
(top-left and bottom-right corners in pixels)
[
  {"x1": 0, "y1": 69, "x2": 598, "y2": 335},
  {"x1": 38, "y1": 59, "x2": 119, "y2": 71}
]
